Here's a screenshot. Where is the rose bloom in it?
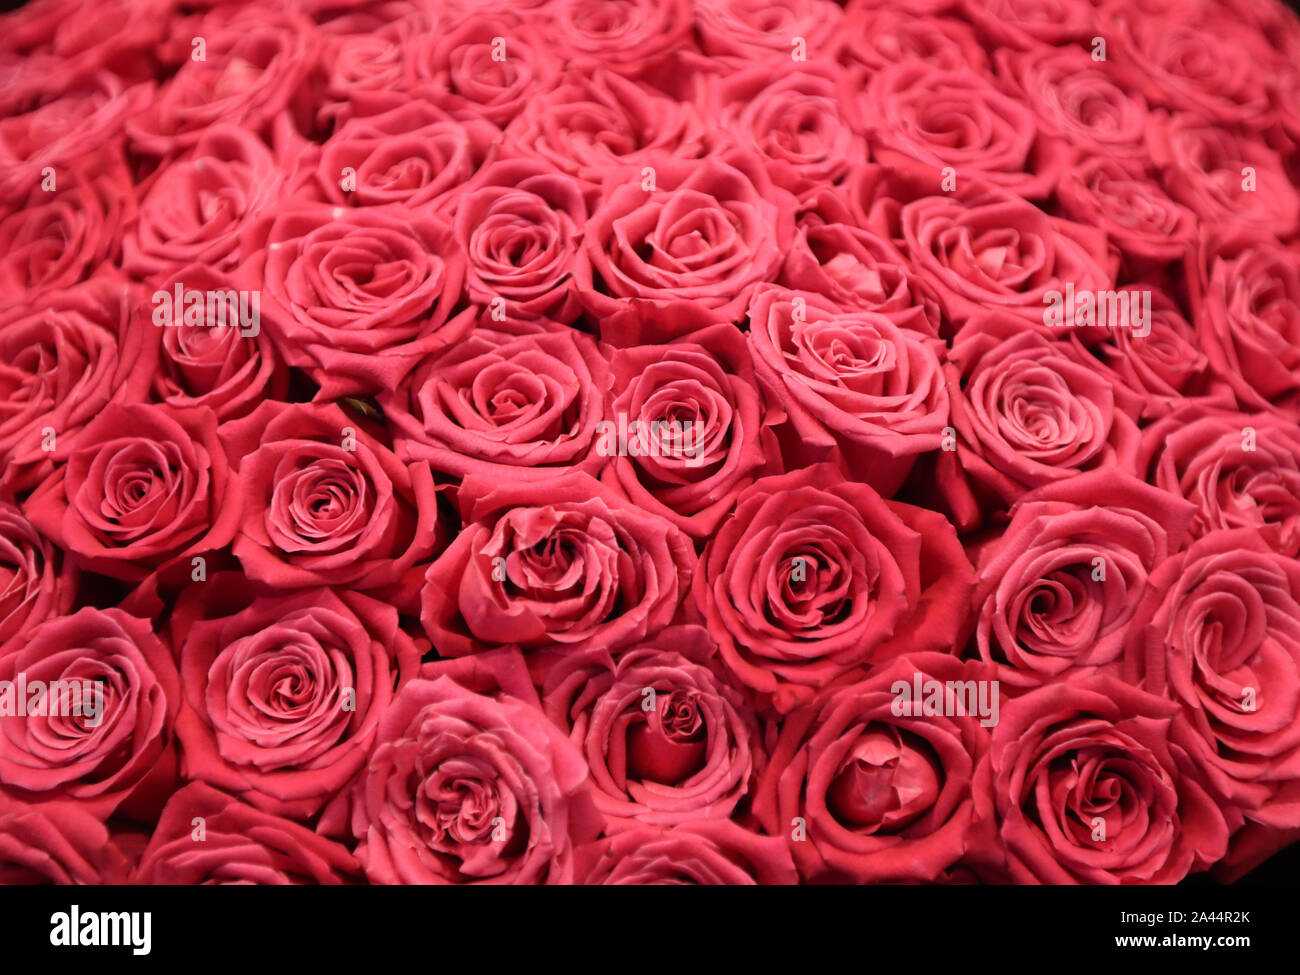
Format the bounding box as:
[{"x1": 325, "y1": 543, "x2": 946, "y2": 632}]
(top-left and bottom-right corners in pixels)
[
  {"x1": 576, "y1": 820, "x2": 797, "y2": 884},
  {"x1": 700, "y1": 61, "x2": 866, "y2": 196},
  {"x1": 24, "y1": 402, "x2": 239, "y2": 582},
  {"x1": 0, "y1": 146, "x2": 134, "y2": 308},
  {"x1": 993, "y1": 47, "x2": 1152, "y2": 164},
  {"x1": 539, "y1": 625, "x2": 761, "y2": 826},
  {"x1": 1190, "y1": 238, "x2": 1300, "y2": 421},
  {"x1": 0, "y1": 501, "x2": 76, "y2": 654},
  {"x1": 239, "y1": 201, "x2": 471, "y2": 397},
  {"x1": 444, "y1": 157, "x2": 594, "y2": 323},
  {"x1": 0, "y1": 70, "x2": 151, "y2": 201},
  {"x1": 0, "y1": 799, "x2": 130, "y2": 885},
  {"x1": 141, "y1": 263, "x2": 290, "y2": 423},
  {"x1": 970, "y1": 675, "x2": 1228, "y2": 884},
  {"x1": 863, "y1": 61, "x2": 1067, "y2": 199},
  {"x1": 1104, "y1": 10, "x2": 1273, "y2": 129},
  {"x1": 599, "y1": 323, "x2": 773, "y2": 538},
  {"x1": 125, "y1": 7, "x2": 321, "y2": 156},
  {"x1": 134, "y1": 783, "x2": 359, "y2": 884},
  {"x1": 939, "y1": 314, "x2": 1141, "y2": 529},
  {"x1": 779, "y1": 207, "x2": 942, "y2": 336},
  {"x1": 747, "y1": 286, "x2": 948, "y2": 496},
  {"x1": 1123, "y1": 530, "x2": 1300, "y2": 827},
  {"x1": 694, "y1": 465, "x2": 974, "y2": 711},
  {"x1": 0, "y1": 267, "x2": 152, "y2": 494},
  {"x1": 316, "y1": 98, "x2": 498, "y2": 210},
  {"x1": 754, "y1": 653, "x2": 993, "y2": 883},
  {"x1": 1140, "y1": 407, "x2": 1300, "y2": 557},
  {"x1": 350, "y1": 649, "x2": 602, "y2": 884},
  {"x1": 1055, "y1": 158, "x2": 1199, "y2": 271},
  {"x1": 900, "y1": 188, "x2": 1116, "y2": 332},
  {"x1": 0, "y1": 607, "x2": 180, "y2": 819},
  {"x1": 504, "y1": 65, "x2": 707, "y2": 181},
  {"x1": 972, "y1": 471, "x2": 1194, "y2": 691},
  {"x1": 221, "y1": 400, "x2": 444, "y2": 612},
  {"x1": 172, "y1": 584, "x2": 422, "y2": 820},
  {"x1": 574, "y1": 150, "x2": 794, "y2": 339},
  {"x1": 382, "y1": 319, "x2": 610, "y2": 483},
  {"x1": 1146, "y1": 113, "x2": 1299, "y2": 242},
  {"x1": 1090, "y1": 285, "x2": 1235, "y2": 422},
  {"x1": 404, "y1": 13, "x2": 559, "y2": 127},
  {"x1": 421, "y1": 472, "x2": 695, "y2": 657}
]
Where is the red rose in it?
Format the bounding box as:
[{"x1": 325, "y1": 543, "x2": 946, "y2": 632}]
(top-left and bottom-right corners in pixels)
[
  {"x1": 694, "y1": 465, "x2": 974, "y2": 711},
  {"x1": 973, "y1": 471, "x2": 1194, "y2": 691},
  {"x1": 221, "y1": 400, "x2": 444, "y2": 611},
  {"x1": 865, "y1": 61, "x2": 1067, "y2": 199},
  {"x1": 382, "y1": 321, "x2": 611, "y2": 483},
  {"x1": 316, "y1": 98, "x2": 497, "y2": 210},
  {"x1": 575, "y1": 151, "x2": 795, "y2": 337},
  {"x1": 173, "y1": 585, "x2": 421, "y2": 819},
  {"x1": 900, "y1": 188, "x2": 1116, "y2": 332},
  {"x1": 539, "y1": 625, "x2": 761, "y2": 826},
  {"x1": 970, "y1": 674, "x2": 1229, "y2": 883},
  {"x1": 599, "y1": 323, "x2": 774, "y2": 537},
  {"x1": 240, "y1": 202, "x2": 471, "y2": 397},
  {"x1": 141, "y1": 263, "x2": 289, "y2": 423},
  {"x1": 701, "y1": 62, "x2": 866, "y2": 196},
  {"x1": 350, "y1": 648, "x2": 602, "y2": 884},
  {"x1": 25, "y1": 402, "x2": 239, "y2": 582},
  {"x1": 405, "y1": 13, "x2": 560, "y2": 127},
  {"x1": 0, "y1": 607, "x2": 180, "y2": 819},
  {"x1": 754, "y1": 653, "x2": 994, "y2": 883},
  {"x1": 1190, "y1": 238, "x2": 1300, "y2": 420},
  {"x1": 747, "y1": 286, "x2": 948, "y2": 495},
  {"x1": 0, "y1": 501, "x2": 76, "y2": 654},
  {"x1": 125, "y1": 7, "x2": 321, "y2": 157},
  {"x1": 694, "y1": 0, "x2": 844, "y2": 63},
  {"x1": 939, "y1": 314, "x2": 1141, "y2": 528},
  {"x1": 504, "y1": 65, "x2": 707, "y2": 181},
  {"x1": 1123, "y1": 530, "x2": 1300, "y2": 827},
  {"x1": 1090, "y1": 285, "x2": 1234, "y2": 421},
  {"x1": 444, "y1": 157, "x2": 594, "y2": 322},
  {"x1": 421, "y1": 471, "x2": 695, "y2": 657},
  {"x1": 122, "y1": 125, "x2": 296, "y2": 279},
  {"x1": 0, "y1": 268, "x2": 152, "y2": 494},
  {"x1": 1141, "y1": 407, "x2": 1300, "y2": 557}
]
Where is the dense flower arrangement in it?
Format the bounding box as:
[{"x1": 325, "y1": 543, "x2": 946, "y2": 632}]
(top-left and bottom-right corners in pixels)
[{"x1": 2, "y1": 0, "x2": 1300, "y2": 885}]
